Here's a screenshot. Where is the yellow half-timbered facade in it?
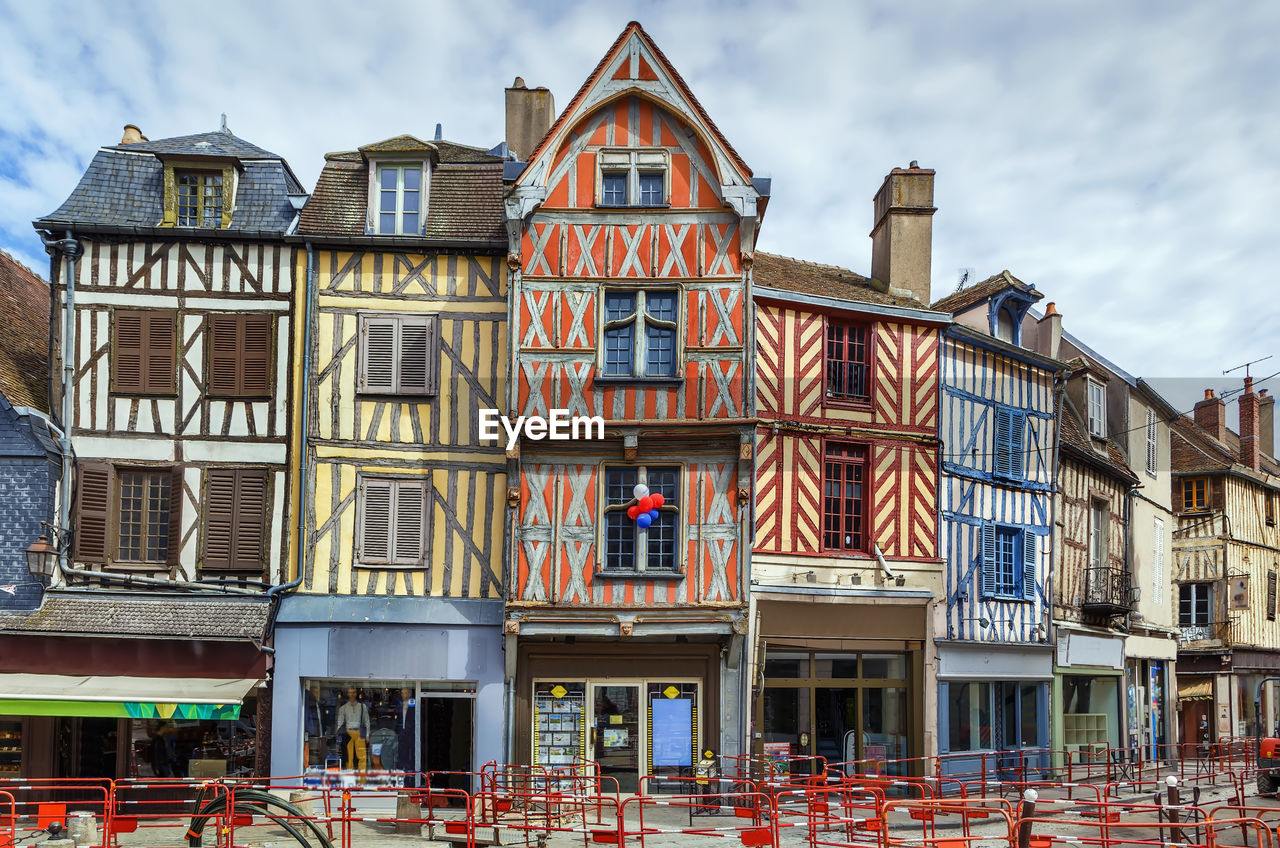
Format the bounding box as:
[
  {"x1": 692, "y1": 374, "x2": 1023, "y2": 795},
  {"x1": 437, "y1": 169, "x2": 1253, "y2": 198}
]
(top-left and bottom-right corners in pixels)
[{"x1": 272, "y1": 136, "x2": 510, "y2": 780}]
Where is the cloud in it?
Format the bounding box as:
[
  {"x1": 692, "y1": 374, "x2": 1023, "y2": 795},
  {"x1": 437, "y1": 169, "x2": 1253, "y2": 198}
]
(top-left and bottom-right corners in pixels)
[{"x1": 1, "y1": 0, "x2": 1276, "y2": 386}]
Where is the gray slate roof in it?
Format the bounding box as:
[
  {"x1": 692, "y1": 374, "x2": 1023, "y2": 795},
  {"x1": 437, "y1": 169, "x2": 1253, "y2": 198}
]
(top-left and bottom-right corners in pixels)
[
  {"x1": 0, "y1": 590, "x2": 272, "y2": 639},
  {"x1": 37, "y1": 130, "x2": 306, "y2": 234}
]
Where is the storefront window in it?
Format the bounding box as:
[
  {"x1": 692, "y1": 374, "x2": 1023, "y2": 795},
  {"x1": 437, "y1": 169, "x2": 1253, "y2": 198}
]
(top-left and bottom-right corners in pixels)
[
  {"x1": 764, "y1": 653, "x2": 807, "y2": 678},
  {"x1": 301, "y1": 681, "x2": 421, "y2": 776},
  {"x1": 130, "y1": 696, "x2": 257, "y2": 778},
  {"x1": 863, "y1": 654, "x2": 907, "y2": 679},
  {"x1": 948, "y1": 682, "x2": 992, "y2": 752}
]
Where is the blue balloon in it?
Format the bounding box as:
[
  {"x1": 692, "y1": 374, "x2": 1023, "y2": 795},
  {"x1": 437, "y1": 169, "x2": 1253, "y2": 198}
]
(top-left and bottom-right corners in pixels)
[
  {"x1": 636, "y1": 513, "x2": 653, "y2": 529},
  {"x1": 648, "y1": 509, "x2": 659, "y2": 520}
]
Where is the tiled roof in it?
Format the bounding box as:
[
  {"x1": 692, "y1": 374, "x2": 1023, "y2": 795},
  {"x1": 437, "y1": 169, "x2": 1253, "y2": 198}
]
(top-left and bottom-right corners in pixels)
[
  {"x1": 524, "y1": 22, "x2": 752, "y2": 181},
  {"x1": 753, "y1": 252, "x2": 928, "y2": 309},
  {"x1": 0, "y1": 250, "x2": 50, "y2": 412},
  {"x1": 1171, "y1": 415, "x2": 1280, "y2": 481},
  {"x1": 299, "y1": 143, "x2": 505, "y2": 242},
  {"x1": 0, "y1": 591, "x2": 272, "y2": 639},
  {"x1": 1058, "y1": 394, "x2": 1137, "y2": 481},
  {"x1": 931, "y1": 270, "x2": 1040, "y2": 314},
  {"x1": 37, "y1": 130, "x2": 304, "y2": 234}
]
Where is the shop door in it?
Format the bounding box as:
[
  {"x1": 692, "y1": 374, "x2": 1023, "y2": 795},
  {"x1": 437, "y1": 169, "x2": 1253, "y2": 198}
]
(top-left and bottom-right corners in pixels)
[
  {"x1": 424, "y1": 697, "x2": 473, "y2": 796},
  {"x1": 593, "y1": 684, "x2": 641, "y2": 793}
]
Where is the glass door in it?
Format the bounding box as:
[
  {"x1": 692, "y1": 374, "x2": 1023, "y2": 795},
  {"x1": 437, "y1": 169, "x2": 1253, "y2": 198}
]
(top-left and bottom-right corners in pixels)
[{"x1": 593, "y1": 684, "x2": 641, "y2": 792}]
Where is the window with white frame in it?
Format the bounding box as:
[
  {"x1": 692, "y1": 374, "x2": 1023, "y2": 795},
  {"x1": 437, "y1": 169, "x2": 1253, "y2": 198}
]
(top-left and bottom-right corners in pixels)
[
  {"x1": 597, "y1": 150, "x2": 668, "y2": 207},
  {"x1": 602, "y1": 289, "x2": 679, "y2": 378},
  {"x1": 1145, "y1": 408, "x2": 1158, "y2": 476},
  {"x1": 357, "y1": 476, "x2": 428, "y2": 567},
  {"x1": 375, "y1": 163, "x2": 423, "y2": 235},
  {"x1": 1179, "y1": 582, "x2": 1213, "y2": 627},
  {"x1": 1089, "y1": 499, "x2": 1109, "y2": 571},
  {"x1": 1087, "y1": 379, "x2": 1106, "y2": 438},
  {"x1": 602, "y1": 465, "x2": 681, "y2": 572}
]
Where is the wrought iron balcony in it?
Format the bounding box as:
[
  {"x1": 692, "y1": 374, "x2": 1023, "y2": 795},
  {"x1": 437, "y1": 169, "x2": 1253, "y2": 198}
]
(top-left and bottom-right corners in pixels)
[
  {"x1": 1177, "y1": 619, "x2": 1233, "y2": 648},
  {"x1": 1082, "y1": 566, "x2": 1135, "y2": 616}
]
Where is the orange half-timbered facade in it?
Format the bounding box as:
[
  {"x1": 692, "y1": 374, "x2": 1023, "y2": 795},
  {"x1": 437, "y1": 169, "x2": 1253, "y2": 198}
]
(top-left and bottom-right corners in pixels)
[
  {"x1": 750, "y1": 249, "x2": 946, "y2": 771},
  {"x1": 504, "y1": 23, "x2": 764, "y2": 785}
]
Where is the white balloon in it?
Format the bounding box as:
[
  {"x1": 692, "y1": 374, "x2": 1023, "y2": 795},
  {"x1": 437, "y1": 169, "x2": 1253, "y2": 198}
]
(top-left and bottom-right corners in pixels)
[{"x1": 633, "y1": 483, "x2": 649, "y2": 499}]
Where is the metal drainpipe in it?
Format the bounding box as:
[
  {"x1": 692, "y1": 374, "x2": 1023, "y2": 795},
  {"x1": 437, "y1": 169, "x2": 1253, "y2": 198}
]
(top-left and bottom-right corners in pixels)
[
  {"x1": 41, "y1": 231, "x2": 80, "y2": 581},
  {"x1": 1047, "y1": 368, "x2": 1072, "y2": 647}
]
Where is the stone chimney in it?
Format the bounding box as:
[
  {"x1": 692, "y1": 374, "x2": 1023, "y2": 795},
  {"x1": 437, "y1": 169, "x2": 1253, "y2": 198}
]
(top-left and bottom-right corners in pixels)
[
  {"x1": 1240, "y1": 376, "x2": 1262, "y2": 471},
  {"x1": 870, "y1": 162, "x2": 936, "y2": 305},
  {"x1": 505, "y1": 77, "x2": 555, "y2": 162},
  {"x1": 120, "y1": 124, "x2": 147, "y2": 145},
  {"x1": 1036, "y1": 302, "x2": 1062, "y2": 360},
  {"x1": 1261, "y1": 389, "x2": 1275, "y2": 458},
  {"x1": 1194, "y1": 389, "x2": 1228, "y2": 444}
]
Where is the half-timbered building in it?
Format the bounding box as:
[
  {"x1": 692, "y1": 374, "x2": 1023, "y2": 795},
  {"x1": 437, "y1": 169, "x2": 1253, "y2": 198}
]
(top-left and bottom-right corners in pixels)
[
  {"x1": 19, "y1": 124, "x2": 303, "y2": 779},
  {"x1": 503, "y1": 23, "x2": 764, "y2": 786},
  {"x1": 929, "y1": 273, "x2": 1062, "y2": 774},
  {"x1": 273, "y1": 134, "x2": 509, "y2": 782},
  {"x1": 1171, "y1": 380, "x2": 1280, "y2": 757}
]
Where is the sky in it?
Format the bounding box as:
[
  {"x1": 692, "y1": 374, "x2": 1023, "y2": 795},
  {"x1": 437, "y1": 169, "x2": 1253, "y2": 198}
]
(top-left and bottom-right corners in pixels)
[{"x1": 1, "y1": 0, "x2": 1276, "y2": 415}]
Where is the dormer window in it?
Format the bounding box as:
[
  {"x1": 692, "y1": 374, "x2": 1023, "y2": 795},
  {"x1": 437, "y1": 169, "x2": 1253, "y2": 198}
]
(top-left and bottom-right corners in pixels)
[
  {"x1": 597, "y1": 150, "x2": 668, "y2": 207},
  {"x1": 177, "y1": 171, "x2": 224, "y2": 228},
  {"x1": 995, "y1": 307, "x2": 1015, "y2": 343},
  {"x1": 376, "y1": 164, "x2": 423, "y2": 235},
  {"x1": 1087, "y1": 378, "x2": 1106, "y2": 438}
]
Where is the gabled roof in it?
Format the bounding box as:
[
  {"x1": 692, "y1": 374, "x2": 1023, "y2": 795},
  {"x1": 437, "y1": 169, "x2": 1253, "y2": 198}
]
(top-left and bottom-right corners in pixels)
[
  {"x1": 1171, "y1": 413, "x2": 1280, "y2": 482},
  {"x1": 36, "y1": 128, "x2": 306, "y2": 235},
  {"x1": 1058, "y1": 393, "x2": 1138, "y2": 483},
  {"x1": 521, "y1": 21, "x2": 752, "y2": 186},
  {"x1": 753, "y1": 252, "x2": 928, "y2": 309},
  {"x1": 931, "y1": 270, "x2": 1040, "y2": 314},
  {"x1": 0, "y1": 250, "x2": 50, "y2": 412},
  {"x1": 298, "y1": 138, "x2": 506, "y2": 242}
]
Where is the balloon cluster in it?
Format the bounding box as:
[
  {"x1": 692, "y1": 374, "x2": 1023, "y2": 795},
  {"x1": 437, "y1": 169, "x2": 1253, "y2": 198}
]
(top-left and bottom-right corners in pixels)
[{"x1": 626, "y1": 482, "x2": 665, "y2": 529}]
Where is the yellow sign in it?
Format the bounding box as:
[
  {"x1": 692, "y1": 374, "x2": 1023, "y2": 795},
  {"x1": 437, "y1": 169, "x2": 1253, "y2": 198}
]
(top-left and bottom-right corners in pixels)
[
  {"x1": 610, "y1": 714, "x2": 623, "y2": 725},
  {"x1": 664, "y1": 686, "x2": 680, "y2": 699},
  {"x1": 550, "y1": 685, "x2": 567, "y2": 699}
]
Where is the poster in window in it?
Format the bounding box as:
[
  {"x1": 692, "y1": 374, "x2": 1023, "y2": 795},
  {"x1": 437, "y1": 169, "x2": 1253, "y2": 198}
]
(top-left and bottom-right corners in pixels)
[
  {"x1": 602, "y1": 728, "x2": 629, "y2": 749},
  {"x1": 651, "y1": 698, "x2": 692, "y2": 767}
]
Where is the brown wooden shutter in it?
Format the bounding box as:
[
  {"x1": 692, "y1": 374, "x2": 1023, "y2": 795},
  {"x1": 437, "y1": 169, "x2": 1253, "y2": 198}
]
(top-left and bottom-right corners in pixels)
[
  {"x1": 241, "y1": 315, "x2": 272, "y2": 397},
  {"x1": 166, "y1": 466, "x2": 184, "y2": 566},
  {"x1": 74, "y1": 461, "x2": 114, "y2": 563},
  {"x1": 203, "y1": 469, "x2": 237, "y2": 569},
  {"x1": 233, "y1": 471, "x2": 269, "y2": 570},
  {"x1": 360, "y1": 317, "x2": 397, "y2": 393},
  {"x1": 146, "y1": 312, "x2": 177, "y2": 394},
  {"x1": 392, "y1": 482, "x2": 427, "y2": 564},
  {"x1": 113, "y1": 312, "x2": 145, "y2": 393},
  {"x1": 207, "y1": 314, "x2": 241, "y2": 396},
  {"x1": 360, "y1": 479, "x2": 393, "y2": 562}
]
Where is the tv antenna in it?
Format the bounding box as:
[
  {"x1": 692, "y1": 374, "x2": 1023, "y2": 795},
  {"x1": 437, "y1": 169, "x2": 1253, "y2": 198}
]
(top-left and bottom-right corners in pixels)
[
  {"x1": 1224, "y1": 355, "x2": 1273, "y2": 378},
  {"x1": 955, "y1": 268, "x2": 975, "y2": 292}
]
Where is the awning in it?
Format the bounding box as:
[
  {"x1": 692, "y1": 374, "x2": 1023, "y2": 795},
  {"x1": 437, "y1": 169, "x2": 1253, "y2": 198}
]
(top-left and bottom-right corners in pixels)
[
  {"x1": 1177, "y1": 678, "x2": 1214, "y2": 702},
  {"x1": 0, "y1": 674, "x2": 258, "y2": 719}
]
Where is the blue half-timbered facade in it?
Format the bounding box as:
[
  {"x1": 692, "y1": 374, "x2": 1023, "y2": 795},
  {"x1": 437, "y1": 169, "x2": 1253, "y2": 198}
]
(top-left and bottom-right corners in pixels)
[{"x1": 931, "y1": 273, "x2": 1063, "y2": 774}]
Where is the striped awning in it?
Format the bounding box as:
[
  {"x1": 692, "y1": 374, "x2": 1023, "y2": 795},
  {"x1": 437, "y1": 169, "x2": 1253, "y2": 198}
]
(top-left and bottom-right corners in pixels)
[
  {"x1": 0, "y1": 673, "x2": 256, "y2": 718},
  {"x1": 1177, "y1": 678, "x2": 1214, "y2": 702}
]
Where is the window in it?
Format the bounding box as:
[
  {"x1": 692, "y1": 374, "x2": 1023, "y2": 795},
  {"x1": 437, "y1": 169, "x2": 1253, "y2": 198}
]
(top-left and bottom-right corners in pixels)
[
  {"x1": 112, "y1": 310, "x2": 177, "y2": 395},
  {"x1": 602, "y1": 465, "x2": 680, "y2": 572},
  {"x1": 375, "y1": 164, "x2": 423, "y2": 235},
  {"x1": 1089, "y1": 500, "x2": 1109, "y2": 571},
  {"x1": 358, "y1": 313, "x2": 438, "y2": 395},
  {"x1": 1152, "y1": 517, "x2": 1164, "y2": 605},
  {"x1": 1179, "y1": 582, "x2": 1213, "y2": 627},
  {"x1": 176, "y1": 171, "x2": 224, "y2": 228},
  {"x1": 596, "y1": 150, "x2": 668, "y2": 207},
  {"x1": 203, "y1": 469, "x2": 269, "y2": 571},
  {"x1": 1087, "y1": 379, "x2": 1106, "y2": 437},
  {"x1": 601, "y1": 290, "x2": 679, "y2": 378},
  {"x1": 207, "y1": 314, "x2": 272, "y2": 398},
  {"x1": 1145, "y1": 408, "x2": 1159, "y2": 476},
  {"x1": 825, "y1": 321, "x2": 870, "y2": 402},
  {"x1": 357, "y1": 477, "x2": 428, "y2": 566},
  {"x1": 823, "y1": 443, "x2": 868, "y2": 551},
  {"x1": 73, "y1": 462, "x2": 182, "y2": 566},
  {"x1": 993, "y1": 407, "x2": 1026, "y2": 479},
  {"x1": 1267, "y1": 493, "x2": 1276, "y2": 526},
  {"x1": 980, "y1": 524, "x2": 1037, "y2": 600},
  {"x1": 1182, "y1": 478, "x2": 1208, "y2": 512},
  {"x1": 1268, "y1": 571, "x2": 1277, "y2": 622},
  {"x1": 995, "y1": 307, "x2": 1015, "y2": 343}
]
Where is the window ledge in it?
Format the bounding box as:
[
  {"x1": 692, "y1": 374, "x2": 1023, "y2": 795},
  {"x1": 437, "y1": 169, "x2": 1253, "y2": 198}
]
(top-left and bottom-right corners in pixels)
[
  {"x1": 593, "y1": 203, "x2": 671, "y2": 210},
  {"x1": 823, "y1": 395, "x2": 873, "y2": 410},
  {"x1": 592, "y1": 375, "x2": 684, "y2": 385},
  {"x1": 110, "y1": 391, "x2": 179, "y2": 399},
  {"x1": 206, "y1": 394, "x2": 273, "y2": 401},
  {"x1": 597, "y1": 569, "x2": 685, "y2": 581},
  {"x1": 354, "y1": 562, "x2": 425, "y2": 570},
  {"x1": 356, "y1": 391, "x2": 437, "y2": 400},
  {"x1": 984, "y1": 595, "x2": 1035, "y2": 604}
]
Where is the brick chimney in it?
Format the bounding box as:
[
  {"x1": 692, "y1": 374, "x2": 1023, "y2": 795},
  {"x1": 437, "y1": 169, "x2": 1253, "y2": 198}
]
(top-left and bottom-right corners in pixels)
[
  {"x1": 870, "y1": 162, "x2": 936, "y2": 305},
  {"x1": 1240, "y1": 377, "x2": 1262, "y2": 470},
  {"x1": 1194, "y1": 389, "x2": 1228, "y2": 444},
  {"x1": 505, "y1": 77, "x2": 555, "y2": 162},
  {"x1": 1261, "y1": 389, "x2": 1275, "y2": 458},
  {"x1": 120, "y1": 124, "x2": 147, "y2": 145},
  {"x1": 1036, "y1": 301, "x2": 1062, "y2": 360}
]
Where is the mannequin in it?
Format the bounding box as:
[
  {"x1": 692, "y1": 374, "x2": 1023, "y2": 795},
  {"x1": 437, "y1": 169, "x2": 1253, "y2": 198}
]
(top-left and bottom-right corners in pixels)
[
  {"x1": 335, "y1": 687, "x2": 370, "y2": 770},
  {"x1": 303, "y1": 682, "x2": 325, "y2": 767},
  {"x1": 396, "y1": 687, "x2": 417, "y2": 773}
]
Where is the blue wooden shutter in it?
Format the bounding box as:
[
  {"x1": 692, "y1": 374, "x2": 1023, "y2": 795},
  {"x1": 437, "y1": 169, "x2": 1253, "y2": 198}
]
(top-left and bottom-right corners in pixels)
[
  {"x1": 1022, "y1": 530, "x2": 1038, "y2": 600},
  {"x1": 980, "y1": 524, "x2": 997, "y2": 599},
  {"x1": 993, "y1": 408, "x2": 1013, "y2": 477},
  {"x1": 1010, "y1": 412, "x2": 1026, "y2": 478}
]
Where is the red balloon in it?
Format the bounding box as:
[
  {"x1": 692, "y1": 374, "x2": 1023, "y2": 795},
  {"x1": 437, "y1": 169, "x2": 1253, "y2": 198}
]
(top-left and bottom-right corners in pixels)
[
  {"x1": 627, "y1": 505, "x2": 640, "y2": 520},
  {"x1": 651, "y1": 493, "x2": 665, "y2": 508},
  {"x1": 638, "y1": 495, "x2": 654, "y2": 512}
]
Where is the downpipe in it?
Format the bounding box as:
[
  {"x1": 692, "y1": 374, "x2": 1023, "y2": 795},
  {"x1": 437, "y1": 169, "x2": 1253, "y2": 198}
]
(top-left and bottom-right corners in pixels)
[{"x1": 40, "y1": 230, "x2": 80, "y2": 583}]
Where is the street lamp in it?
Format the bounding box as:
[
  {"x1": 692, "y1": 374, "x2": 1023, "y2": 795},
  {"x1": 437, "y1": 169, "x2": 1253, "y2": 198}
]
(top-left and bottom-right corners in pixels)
[{"x1": 24, "y1": 536, "x2": 59, "y2": 582}]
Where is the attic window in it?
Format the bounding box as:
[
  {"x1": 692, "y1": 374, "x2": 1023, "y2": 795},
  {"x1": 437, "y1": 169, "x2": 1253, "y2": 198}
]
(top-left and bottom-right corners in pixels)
[
  {"x1": 996, "y1": 307, "x2": 1016, "y2": 343},
  {"x1": 597, "y1": 149, "x2": 668, "y2": 208},
  {"x1": 177, "y1": 171, "x2": 224, "y2": 228},
  {"x1": 376, "y1": 164, "x2": 422, "y2": 235},
  {"x1": 1087, "y1": 378, "x2": 1106, "y2": 438}
]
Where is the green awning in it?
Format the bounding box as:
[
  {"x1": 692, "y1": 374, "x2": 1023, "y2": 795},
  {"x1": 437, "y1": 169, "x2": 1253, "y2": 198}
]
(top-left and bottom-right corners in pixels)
[
  {"x1": 0, "y1": 700, "x2": 240, "y2": 719},
  {"x1": 0, "y1": 674, "x2": 257, "y2": 719}
]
